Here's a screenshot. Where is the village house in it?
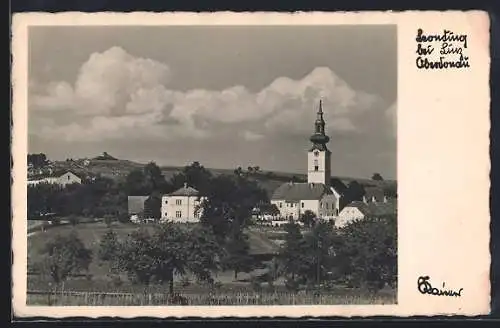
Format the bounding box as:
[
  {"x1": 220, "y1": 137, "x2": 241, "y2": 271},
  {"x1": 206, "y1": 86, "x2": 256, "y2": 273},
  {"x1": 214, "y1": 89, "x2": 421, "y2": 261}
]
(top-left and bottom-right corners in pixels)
[
  {"x1": 336, "y1": 198, "x2": 396, "y2": 229},
  {"x1": 161, "y1": 183, "x2": 206, "y2": 223},
  {"x1": 28, "y1": 171, "x2": 82, "y2": 187},
  {"x1": 270, "y1": 100, "x2": 343, "y2": 222}
]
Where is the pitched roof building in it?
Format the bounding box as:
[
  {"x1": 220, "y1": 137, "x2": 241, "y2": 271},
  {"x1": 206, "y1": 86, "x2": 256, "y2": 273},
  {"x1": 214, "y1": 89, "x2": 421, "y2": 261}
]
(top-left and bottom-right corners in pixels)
[
  {"x1": 336, "y1": 199, "x2": 397, "y2": 228},
  {"x1": 161, "y1": 183, "x2": 206, "y2": 223}
]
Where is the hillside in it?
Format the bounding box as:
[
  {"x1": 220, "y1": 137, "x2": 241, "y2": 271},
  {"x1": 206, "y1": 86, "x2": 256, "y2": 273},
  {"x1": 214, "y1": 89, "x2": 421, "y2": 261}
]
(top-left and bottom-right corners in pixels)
[{"x1": 49, "y1": 155, "x2": 396, "y2": 198}]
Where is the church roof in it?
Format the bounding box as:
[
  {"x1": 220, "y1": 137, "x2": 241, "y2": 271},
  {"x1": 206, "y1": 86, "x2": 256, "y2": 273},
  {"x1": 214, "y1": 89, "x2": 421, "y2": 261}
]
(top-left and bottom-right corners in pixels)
[
  {"x1": 271, "y1": 182, "x2": 332, "y2": 201},
  {"x1": 168, "y1": 184, "x2": 200, "y2": 197}
]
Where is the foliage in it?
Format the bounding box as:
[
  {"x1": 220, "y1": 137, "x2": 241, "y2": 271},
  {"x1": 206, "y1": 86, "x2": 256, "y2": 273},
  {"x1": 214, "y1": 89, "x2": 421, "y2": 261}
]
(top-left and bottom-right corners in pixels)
[
  {"x1": 299, "y1": 210, "x2": 316, "y2": 228},
  {"x1": 371, "y1": 173, "x2": 384, "y2": 181},
  {"x1": 27, "y1": 176, "x2": 128, "y2": 220},
  {"x1": 28, "y1": 153, "x2": 49, "y2": 168},
  {"x1": 144, "y1": 193, "x2": 161, "y2": 220},
  {"x1": 114, "y1": 224, "x2": 224, "y2": 294},
  {"x1": 222, "y1": 229, "x2": 254, "y2": 279},
  {"x1": 279, "y1": 220, "x2": 307, "y2": 282},
  {"x1": 170, "y1": 161, "x2": 213, "y2": 194},
  {"x1": 98, "y1": 229, "x2": 119, "y2": 263},
  {"x1": 36, "y1": 231, "x2": 92, "y2": 285},
  {"x1": 201, "y1": 174, "x2": 268, "y2": 241},
  {"x1": 335, "y1": 215, "x2": 397, "y2": 291}
]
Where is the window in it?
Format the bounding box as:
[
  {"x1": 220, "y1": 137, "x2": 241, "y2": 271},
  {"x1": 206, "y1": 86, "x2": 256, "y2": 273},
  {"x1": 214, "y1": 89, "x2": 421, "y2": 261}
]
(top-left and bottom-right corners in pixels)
[
  {"x1": 314, "y1": 151, "x2": 319, "y2": 157},
  {"x1": 176, "y1": 199, "x2": 182, "y2": 205},
  {"x1": 67, "y1": 175, "x2": 70, "y2": 181},
  {"x1": 279, "y1": 202, "x2": 282, "y2": 208},
  {"x1": 314, "y1": 159, "x2": 319, "y2": 171},
  {"x1": 326, "y1": 203, "x2": 329, "y2": 209},
  {"x1": 301, "y1": 202, "x2": 304, "y2": 208},
  {"x1": 165, "y1": 200, "x2": 168, "y2": 204},
  {"x1": 175, "y1": 211, "x2": 182, "y2": 218},
  {"x1": 164, "y1": 212, "x2": 168, "y2": 217}
]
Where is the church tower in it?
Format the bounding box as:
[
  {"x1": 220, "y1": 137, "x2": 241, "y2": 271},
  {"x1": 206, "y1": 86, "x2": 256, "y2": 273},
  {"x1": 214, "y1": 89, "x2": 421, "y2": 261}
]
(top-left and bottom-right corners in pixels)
[{"x1": 307, "y1": 100, "x2": 331, "y2": 185}]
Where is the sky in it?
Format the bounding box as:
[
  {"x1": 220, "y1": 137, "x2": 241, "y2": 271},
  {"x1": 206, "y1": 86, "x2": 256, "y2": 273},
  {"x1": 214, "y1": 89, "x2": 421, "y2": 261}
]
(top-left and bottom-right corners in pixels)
[{"x1": 28, "y1": 25, "x2": 397, "y2": 179}]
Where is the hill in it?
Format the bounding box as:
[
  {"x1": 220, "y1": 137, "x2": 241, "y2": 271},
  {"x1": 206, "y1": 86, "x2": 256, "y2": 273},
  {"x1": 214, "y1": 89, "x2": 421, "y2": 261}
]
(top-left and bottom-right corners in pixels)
[{"x1": 49, "y1": 156, "x2": 396, "y2": 198}]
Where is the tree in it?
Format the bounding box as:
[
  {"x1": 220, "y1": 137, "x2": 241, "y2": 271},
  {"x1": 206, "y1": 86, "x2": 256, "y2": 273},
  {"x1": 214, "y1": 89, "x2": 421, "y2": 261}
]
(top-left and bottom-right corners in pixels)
[
  {"x1": 279, "y1": 220, "x2": 305, "y2": 282},
  {"x1": 299, "y1": 210, "x2": 316, "y2": 228},
  {"x1": 125, "y1": 169, "x2": 147, "y2": 195},
  {"x1": 223, "y1": 229, "x2": 254, "y2": 280},
  {"x1": 116, "y1": 224, "x2": 224, "y2": 294},
  {"x1": 98, "y1": 229, "x2": 119, "y2": 263},
  {"x1": 247, "y1": 166, "x2": 253, "y2": 174},
  {"x1": 115, "y1": 228, "x2": 157, "y2": 285},
  {"x1": 346, "y1": 181, "x2": 365, "y2": 202},
  {"x1": 144, "y1": 161, "x2": 167, "y2": 193},
  {"x1": 170, "y1": 161, "x2": 213, "y2": 194},
  {"x1": 300, "y1": 221, "x2": 337, "y2": 287},
  {"x1": 28, "y1": 153, "x2": 48, "y2": 168},
  {"x1": 201, "y1": 174, "x2": 268, "y2": 241},
  {"x1": 335, "y1": 215, "x2": 397, "y2": 291},
  {"x1": 36, "y1": 231, "x2": 92, "y2": 286},
  {"x1": 371, "y1": 173, "x2": 384, "y2": 181},
  {"x1": 144, "y1": 193, "x2": 161, "y2": 220}
]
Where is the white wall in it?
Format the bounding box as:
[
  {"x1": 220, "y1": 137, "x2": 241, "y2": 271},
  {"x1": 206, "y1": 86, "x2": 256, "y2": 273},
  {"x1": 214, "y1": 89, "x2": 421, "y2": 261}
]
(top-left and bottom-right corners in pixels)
[
  {"x1": 336, "y1": 207, "x2": 365, "y2": 228},
  {"x1": 57, "y1": 172, "x2": 82, "y2": 186},
  {"x1": 161, "y1": 195, "x2": 206, "y2": 223},
  {"x1": 307, "y1": 150, "x2": 331, "y2": 185}
]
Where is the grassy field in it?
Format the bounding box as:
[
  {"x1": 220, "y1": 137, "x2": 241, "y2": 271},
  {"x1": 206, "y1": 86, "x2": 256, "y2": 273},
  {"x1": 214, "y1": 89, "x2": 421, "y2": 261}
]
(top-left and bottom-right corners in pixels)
[{"x1": 27, "y1": 221, "x2": 397, "y2": 305}]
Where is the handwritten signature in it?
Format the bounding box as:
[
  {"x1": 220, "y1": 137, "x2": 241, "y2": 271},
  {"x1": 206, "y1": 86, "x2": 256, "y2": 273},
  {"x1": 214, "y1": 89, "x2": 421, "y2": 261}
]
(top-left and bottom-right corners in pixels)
[{"x1": 417, "y1": 276, "x2": 463, "y2": 297}]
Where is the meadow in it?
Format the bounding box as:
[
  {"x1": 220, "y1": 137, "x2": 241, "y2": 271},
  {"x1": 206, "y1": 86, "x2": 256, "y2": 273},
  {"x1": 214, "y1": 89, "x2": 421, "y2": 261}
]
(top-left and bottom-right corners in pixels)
[{"x1": 27, "y1": 221, "x2": 397, "y2": 305}]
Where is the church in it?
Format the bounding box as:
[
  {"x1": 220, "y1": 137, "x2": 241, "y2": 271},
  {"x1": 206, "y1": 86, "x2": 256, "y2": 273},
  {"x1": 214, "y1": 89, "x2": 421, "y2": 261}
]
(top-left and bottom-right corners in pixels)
[{"x1": 270, "y1": 100, "x2": 343, "y2": 222}]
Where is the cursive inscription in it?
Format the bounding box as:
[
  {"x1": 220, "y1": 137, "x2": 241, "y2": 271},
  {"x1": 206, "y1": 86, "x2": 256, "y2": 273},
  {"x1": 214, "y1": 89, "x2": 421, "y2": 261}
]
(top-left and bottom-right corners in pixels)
[
  {"x1": 415, "y1": 29, "x2": 470, "y2": 69},
  {"x1": 417, "y1": 276, "x2": 463, "y2": 297}
]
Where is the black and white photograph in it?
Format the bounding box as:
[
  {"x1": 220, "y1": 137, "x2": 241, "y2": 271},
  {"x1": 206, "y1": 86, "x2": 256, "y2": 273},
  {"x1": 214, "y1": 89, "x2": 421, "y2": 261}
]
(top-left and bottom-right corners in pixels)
[{"x1": 23, "y1": 23, "x2": 399, "y2": 306}]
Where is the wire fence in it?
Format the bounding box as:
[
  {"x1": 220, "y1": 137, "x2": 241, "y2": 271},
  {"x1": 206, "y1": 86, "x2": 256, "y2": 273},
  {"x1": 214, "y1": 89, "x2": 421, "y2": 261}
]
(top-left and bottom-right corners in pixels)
[{"x1": 27, "y1": 289, "x2": 396, "y2": 306}]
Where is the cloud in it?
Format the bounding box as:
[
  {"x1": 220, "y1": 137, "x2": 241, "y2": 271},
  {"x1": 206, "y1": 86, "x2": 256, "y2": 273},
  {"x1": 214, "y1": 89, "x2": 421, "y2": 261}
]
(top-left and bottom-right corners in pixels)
[{"x1": 30, "y1": 46, "x2": 394, "y2": 143}]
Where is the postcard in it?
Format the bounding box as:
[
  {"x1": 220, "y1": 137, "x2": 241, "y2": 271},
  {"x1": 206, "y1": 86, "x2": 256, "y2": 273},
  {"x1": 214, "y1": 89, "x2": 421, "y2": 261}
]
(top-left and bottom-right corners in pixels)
[{"x1": 11, "y1": 11, "x2": 491, "y2": 318}]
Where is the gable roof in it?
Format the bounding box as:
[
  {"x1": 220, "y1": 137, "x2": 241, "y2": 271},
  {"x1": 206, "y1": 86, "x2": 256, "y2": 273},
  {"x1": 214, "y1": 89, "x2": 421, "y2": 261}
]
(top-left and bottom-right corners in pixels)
[
  {"x1": 128, "y1": 196, "x2": 149, "y2": 214},
  {"x1": 271, "y1": 182, "x2": 332, "y2": 201},
  {"x1": 168, "y1": 184, "x2": 200, "y2": 197},
  {"x1": 343, "y1": 200, "x2": 396, "y2": 217}
]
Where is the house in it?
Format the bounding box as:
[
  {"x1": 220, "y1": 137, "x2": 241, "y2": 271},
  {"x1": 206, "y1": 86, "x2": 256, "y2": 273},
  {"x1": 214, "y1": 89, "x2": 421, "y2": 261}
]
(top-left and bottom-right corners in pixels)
[
  {"x1": 161, "y1": 183, "x2": 206, "y2": 223},
  {"x1": 270, "y1": 100, "x2": 343, "y2": 221},
  {"x1": 252, "y1": 203, "x2": 280, "y2": 223},
  {"x1": 28, "y1": 171, "x2": 82, "y2": 187},
  {"x1": 362, "y1": 186, "x2": 387, "y2": 203},
  {"x1": 336, "y1": 199, "x2": 397, "y2": 228},
  {"x1": 127, "y1": 195, "x2": 149, "y2": 223}
]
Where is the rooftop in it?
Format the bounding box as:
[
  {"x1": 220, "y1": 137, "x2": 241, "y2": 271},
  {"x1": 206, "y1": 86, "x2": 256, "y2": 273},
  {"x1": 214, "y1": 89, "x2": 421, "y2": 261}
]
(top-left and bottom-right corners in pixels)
[
  {"x1": 271, "y1": 182, "x2": 333, "y2": 201},
  {"x1": 168, "y1": 183, "x2": 200, "y2": 197}
]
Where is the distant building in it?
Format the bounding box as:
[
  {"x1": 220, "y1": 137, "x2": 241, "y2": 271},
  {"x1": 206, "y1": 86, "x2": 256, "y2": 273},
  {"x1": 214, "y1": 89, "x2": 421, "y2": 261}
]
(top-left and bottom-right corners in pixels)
[
  {"x1": 161, "y1": 183, "x2": 206, "y2": 223},
  {"x1": 362, "y1": 186, "x2": 388, "y2": 203},
  {"x1": 271, "y1": 101, "x2": 343, "y2": 221},
  {"x1": 127, "y1": 195, "x2": 149, "y2": 223},
  {"x1": 28, "y1": 171, "x2": 82, "y2": 187},
  {"x1": 336, "y1": 199, "x2": 396, "y2": 228}
]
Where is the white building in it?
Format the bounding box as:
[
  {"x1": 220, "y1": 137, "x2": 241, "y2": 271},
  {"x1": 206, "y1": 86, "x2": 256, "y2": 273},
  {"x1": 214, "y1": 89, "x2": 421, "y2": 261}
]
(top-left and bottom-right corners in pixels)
[
  {"x1": 28, "y1": 171, "x2": 82, "y2": 187},
  {"x1": 161, "y1": 183, "x2": 206, "y2": 223},
  {"x1": 336, "y1": 199, "x2": 396, "y2": 229},
  {"x1": 271, "y1": 100, "x2": 342, "y2": 221}
]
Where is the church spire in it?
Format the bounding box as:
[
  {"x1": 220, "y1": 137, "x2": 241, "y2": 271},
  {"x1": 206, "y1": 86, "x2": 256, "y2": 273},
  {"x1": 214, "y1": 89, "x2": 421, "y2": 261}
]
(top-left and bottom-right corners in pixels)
[{"x1": 310, "y1": 100, "x2": 330, "y2": 151}]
